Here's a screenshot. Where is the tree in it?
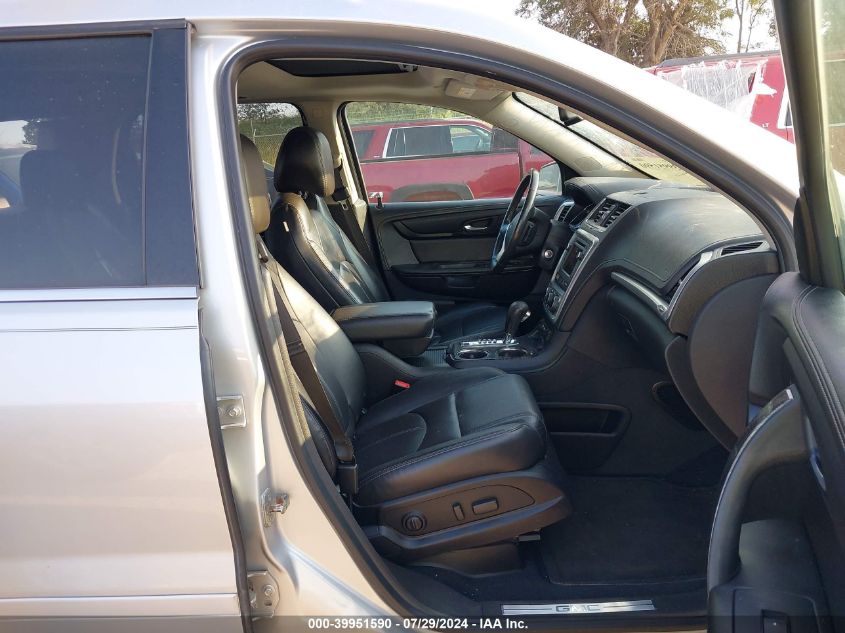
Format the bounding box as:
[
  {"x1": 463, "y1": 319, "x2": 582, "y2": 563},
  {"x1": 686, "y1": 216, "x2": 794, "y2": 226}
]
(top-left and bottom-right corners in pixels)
[
  {"x1": 580, "y1": 0, "x2": 639, "y2": 58},
  {"x1": 516, "y1": 0, "x2": 732, "y2": 66},
  {"x1": 732, "y1": 0, "x2": 771, "y2": 53},
  {"x1": 516, "y1": 0, "x2": 636, "y2": 59}
]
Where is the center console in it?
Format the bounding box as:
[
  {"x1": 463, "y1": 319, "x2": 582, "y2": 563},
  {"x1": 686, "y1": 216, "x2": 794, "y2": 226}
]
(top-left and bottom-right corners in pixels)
[
  {"x1": 445, "y1": 228, "x2": 598, "y2": 369},
  {"x1": 543, "y1": 229, "x2": 598, "y2": 322},
  {"x1": 446, "y1": 318, "x2": 555, "y2": 365}
]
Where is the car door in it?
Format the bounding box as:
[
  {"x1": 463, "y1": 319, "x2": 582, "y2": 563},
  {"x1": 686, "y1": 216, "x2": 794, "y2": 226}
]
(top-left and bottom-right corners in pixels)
[
  {"x1": 343, "y1": 102, "x2": 566, "y2": 304},
  {"x1": 707, "y1": 2, "x2": 845, "y2": 629},
  {"x1": 0, "y1": 24, "x2": 242, "y2": 631}
]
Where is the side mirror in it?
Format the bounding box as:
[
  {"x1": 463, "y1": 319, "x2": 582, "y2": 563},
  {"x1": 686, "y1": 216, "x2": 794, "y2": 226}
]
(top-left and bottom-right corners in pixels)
[{"x1": 538, "y1": 162, "x2": 562, "y2": 196}]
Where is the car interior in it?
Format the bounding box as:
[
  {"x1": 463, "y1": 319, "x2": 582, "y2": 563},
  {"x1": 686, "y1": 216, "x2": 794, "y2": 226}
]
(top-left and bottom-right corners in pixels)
[{"x1": 233, "y1": 57, "x2": 845, "y2": 626}]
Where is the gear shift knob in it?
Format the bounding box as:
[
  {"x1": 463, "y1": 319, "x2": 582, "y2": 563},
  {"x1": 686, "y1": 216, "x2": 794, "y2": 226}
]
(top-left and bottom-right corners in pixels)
[{"x1": 505, "y1": 301, "x2": 531, "y2": 342}]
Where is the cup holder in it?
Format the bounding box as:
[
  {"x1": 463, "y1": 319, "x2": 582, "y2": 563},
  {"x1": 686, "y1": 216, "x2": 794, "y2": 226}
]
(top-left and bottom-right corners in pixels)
[
  {"x1": 456, "y1": 349, "x2": 489, "y2": 360},
  {"x1": 498, "y1": 347, "x2": 528, "y2": 359}
]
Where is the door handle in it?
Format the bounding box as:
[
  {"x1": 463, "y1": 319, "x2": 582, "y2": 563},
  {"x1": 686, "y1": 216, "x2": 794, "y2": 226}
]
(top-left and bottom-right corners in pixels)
[{"x1": 463, "y1": 222, "x2": 490, "y2": 232}]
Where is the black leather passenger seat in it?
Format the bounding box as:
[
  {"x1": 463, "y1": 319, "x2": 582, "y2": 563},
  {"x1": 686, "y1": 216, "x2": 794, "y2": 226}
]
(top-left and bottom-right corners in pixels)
[
  {"x1": 264, "y1": 126, "x2": 508, "y2": 347},
  {"x1": 241, "y1": 135, "x2": 570, "y2": 561},
  {"x1": 354, "y1": 367, "x2": 546, "y2": 504}
]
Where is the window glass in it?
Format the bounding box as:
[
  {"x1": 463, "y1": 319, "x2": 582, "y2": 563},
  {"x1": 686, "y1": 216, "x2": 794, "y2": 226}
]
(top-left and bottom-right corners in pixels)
[
  {"x1": 516, "y1": 92, "x2": 701, "y2": 185},
  {"x1": 345, "y1": 102, "x2": 557, "y2": 203},
  {"x1": 238, "y1": 103, "x2": 303, "y2": 201},
  {"x1": 817, "y1": 0, "x2": 845, "y2": 265},
  {"x1": 450, "y1": 125, "x2": 491, "y2": 153},
  {"x1": 351, "y1": 129, "x2": 375, "y2": 156},
  {"x1": 237, "y1": 103, "x2": 303, "y2": 167},
  {"x1": 826, "y1": 59, "x2": 845, "y2": 127},
  {"x1": 0, "y1": 36, "x2": 150, "y2": 288}
]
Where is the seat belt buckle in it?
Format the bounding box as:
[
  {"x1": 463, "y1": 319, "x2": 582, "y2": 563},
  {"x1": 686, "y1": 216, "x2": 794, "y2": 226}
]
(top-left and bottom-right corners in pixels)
[
  {"x1": 337, "y1": 460, "x2": 358, "y2": 496},
  {"x1": 392, "y1": 379, "x2": 411, "y2": 394}
]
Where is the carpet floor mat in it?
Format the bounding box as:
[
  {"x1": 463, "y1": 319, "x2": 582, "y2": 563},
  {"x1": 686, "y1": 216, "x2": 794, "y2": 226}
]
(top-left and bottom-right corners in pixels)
[{"x1": 540, "y1": 476, "x2": 718, "y2": 585}]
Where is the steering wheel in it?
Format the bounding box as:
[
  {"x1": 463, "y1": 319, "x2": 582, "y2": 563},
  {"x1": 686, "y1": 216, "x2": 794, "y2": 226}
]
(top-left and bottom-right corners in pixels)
[{"x1": 491, "y1": 169, "x2": 539, "y2": 273}]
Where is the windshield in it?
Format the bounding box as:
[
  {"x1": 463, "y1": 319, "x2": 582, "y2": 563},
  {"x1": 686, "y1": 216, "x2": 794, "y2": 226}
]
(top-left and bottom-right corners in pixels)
[{"x1": 516, "y1": 92, "x2": 701, "y2": 184}]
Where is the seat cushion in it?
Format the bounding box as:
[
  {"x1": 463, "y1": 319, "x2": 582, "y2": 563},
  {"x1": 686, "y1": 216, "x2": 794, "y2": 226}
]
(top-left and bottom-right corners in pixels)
[
  {"x1": 433, "y1": 303, "x2": 507, "y2": 346},
  {"x1": 353, "y1": 367, "x2": 546, "y2": 505}
]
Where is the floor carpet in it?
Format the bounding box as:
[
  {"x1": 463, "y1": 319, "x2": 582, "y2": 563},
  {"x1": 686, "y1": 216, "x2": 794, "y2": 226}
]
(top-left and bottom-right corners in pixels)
[{"x1": 540, "y1": 476, "x2": 718, "y2": 585}]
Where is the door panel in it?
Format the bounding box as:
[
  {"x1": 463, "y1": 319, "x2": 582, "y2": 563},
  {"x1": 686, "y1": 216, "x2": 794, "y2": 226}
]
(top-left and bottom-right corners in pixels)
[
  {"x1": 707, "y1": 3, "x2": 845, "y2": 625},
  {"x1": 707, "y1": 273, "x2": 845, "y2": 628},
  {"x1": 372, "y1": 195, "x2": 564, "y2": 302},
  {"x1": 0, "y1": 290, "x2": 239, "y2": 627}
]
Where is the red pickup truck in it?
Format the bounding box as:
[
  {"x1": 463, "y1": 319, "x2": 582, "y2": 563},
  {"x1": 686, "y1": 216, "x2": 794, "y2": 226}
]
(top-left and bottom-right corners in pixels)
[{"x1": 350, "y1": 118, "x2": 554, "y2": 203}]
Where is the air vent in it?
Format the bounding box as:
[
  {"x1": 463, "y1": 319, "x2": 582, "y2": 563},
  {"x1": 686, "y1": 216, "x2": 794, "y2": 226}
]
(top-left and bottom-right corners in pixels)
[
  {"x1": 590, "y1": 200, "x2": 615, "y2": 224},
  {"x1": 590, "y1": 199, "x2": 630, "y2": 228},
  {"x1": 600, "y1": 202, "x2": 630, "y2": 228},
  {"x1": 554, "y1": 199, "x2": 576, "y2": 222},
  {"x1": 721, "y1": 241, "x2": 763, "y2": 255}
]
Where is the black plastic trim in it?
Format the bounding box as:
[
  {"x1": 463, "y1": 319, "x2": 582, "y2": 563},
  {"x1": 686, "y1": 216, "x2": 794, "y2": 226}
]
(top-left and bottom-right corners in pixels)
[
  {"x1": 0, "y1": 19, "x2": 189, "y2": 40},
  {"x1": 143, "y1": 26, "x2": 201, "y2": 287},
  {"x1": 708, "y1": 388, "x2": 806, "y2": 590}
]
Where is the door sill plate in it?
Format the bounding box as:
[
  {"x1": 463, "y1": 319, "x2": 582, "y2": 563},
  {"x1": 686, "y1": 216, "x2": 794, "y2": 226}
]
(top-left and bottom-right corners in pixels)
[{"x1": 502, "y1": 600, "x2": 655, "y2": 615}]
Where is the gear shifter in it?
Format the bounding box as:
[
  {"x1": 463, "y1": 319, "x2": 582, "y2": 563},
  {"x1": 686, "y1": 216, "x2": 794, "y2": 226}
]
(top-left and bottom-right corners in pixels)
[{"x1": 505, "y1": 301, "x2": 531, "y2": 343}]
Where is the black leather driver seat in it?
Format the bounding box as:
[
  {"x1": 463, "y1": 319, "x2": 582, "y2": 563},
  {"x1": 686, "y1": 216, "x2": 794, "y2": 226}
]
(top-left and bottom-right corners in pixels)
[
  {"x1": 241, "y1": 135, "x2": 569, "y2": 561},
  {"x1": 264, "y1": 126, "x2": 508, "y2": 346}
]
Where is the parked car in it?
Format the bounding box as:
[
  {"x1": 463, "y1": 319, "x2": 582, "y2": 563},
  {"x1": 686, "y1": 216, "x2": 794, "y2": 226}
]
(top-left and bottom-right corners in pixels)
[
  {"x1": 350, "y1": 118, "x2": 554, "y2": 202},
  {"x1": 646, "y1": 50, "x2": 793, "y2": 142},
  {"x1": 2, "y1": 1, "x2": 844, "y2": 632}
]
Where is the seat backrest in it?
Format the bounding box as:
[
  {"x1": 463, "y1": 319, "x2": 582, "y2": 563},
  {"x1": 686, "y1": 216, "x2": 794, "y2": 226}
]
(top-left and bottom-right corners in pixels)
[
  {"x1": 240, "y1": 134, "x2": 366, "y2": 440},
  {"x1": 264, "y1": 126, "x2": 388, "y2": 310},
  {"x1": 17, "y1": 147, "x2": 141, "y2": 287}
]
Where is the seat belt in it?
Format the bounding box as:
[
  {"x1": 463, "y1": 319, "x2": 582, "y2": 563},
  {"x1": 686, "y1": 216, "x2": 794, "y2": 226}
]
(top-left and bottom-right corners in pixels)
[
  {"x1": 259, "y1": 244, "x2": 358, "y2": 495},
  {"x1": 330, "y1": 159, "x2": 378, "y2": 269}
]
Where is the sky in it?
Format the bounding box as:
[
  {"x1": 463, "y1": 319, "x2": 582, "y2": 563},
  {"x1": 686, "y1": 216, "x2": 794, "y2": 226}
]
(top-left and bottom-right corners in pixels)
[{"x1": 459, "y1": 0, "x2": 780, "y2": 55}]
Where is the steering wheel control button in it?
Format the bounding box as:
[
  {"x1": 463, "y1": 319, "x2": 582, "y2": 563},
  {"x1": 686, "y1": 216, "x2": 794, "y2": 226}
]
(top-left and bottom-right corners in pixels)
[
  {"x1": 402, "y1": 511, "x2": 427, "y2": 533},
  {"x1": 472, "y1": 498, "x2": 499, "y2": 515},
  {"x1": 452, "y1": 503, "x2": 465, "y2": 521}
]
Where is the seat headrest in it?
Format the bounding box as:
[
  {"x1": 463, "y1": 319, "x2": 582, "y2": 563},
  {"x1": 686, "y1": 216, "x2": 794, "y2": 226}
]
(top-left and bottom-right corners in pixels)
[
  {"x1": 239, "y1": 135, "x2": 271, "y2": 234},
  {"x1": 274, "y1": 126, "x2": 335, "y2": 198},
  {"x1": 20, "y1": 150, "x2": 69, "y2": 209}
]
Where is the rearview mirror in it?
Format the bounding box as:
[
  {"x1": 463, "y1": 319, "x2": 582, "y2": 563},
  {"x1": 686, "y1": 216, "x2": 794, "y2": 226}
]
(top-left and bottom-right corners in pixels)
[{"x1": 558, "y1": 107, "x2": 582, "y2": 126}]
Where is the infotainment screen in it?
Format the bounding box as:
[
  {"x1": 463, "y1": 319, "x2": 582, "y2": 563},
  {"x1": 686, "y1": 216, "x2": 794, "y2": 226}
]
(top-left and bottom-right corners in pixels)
[{"x1": 561, "y1": 243, "x2": 584, "y2": 276}]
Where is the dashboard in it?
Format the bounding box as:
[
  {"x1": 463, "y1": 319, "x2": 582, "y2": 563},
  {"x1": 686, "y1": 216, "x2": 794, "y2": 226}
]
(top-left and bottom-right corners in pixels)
[
  {"x1": 538, "y1": 177, "x2": 781, "y2": 442},
  {"x1": 544, "y1": 179, "x2": 778, "y2": 335}
]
